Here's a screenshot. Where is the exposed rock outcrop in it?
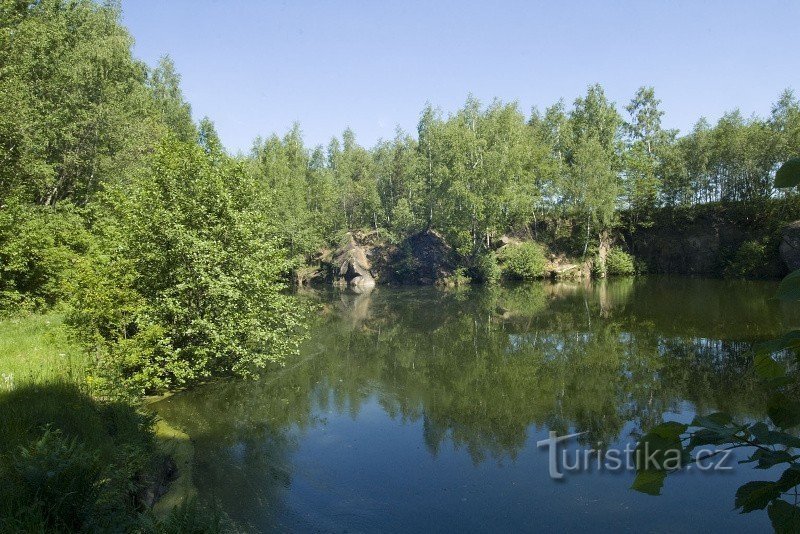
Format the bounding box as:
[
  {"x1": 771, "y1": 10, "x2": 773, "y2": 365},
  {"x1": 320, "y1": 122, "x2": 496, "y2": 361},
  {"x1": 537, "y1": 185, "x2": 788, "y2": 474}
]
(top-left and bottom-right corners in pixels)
[
  {"x1": 388, "y1": 229, "x2": 457, "y2": 285},
  {"x1": 623, "y1": 201, "x2": 800, "y2": 279},
  {"x1": 333, "y1": 233, "x2": 375, "y2": 287}
]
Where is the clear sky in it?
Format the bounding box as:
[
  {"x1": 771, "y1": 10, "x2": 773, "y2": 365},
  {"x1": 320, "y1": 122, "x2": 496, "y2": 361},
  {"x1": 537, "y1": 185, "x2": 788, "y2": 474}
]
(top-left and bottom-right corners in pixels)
[{"x1": 121, "y1": 0, "x2": 799, "y2": 154}]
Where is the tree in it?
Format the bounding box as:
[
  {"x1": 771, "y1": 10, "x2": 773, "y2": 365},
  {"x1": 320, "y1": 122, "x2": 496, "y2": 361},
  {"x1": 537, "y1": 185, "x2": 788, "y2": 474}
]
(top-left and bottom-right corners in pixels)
[
  {"x1": 69, "y1": 139, "x2": 306, "y2": 393},
  {"x1": 148, "y1": 55, "x2": 196, "y2": 143},
  {"x1": 0, "y1": 0, "x2": 160, "y2": 206},
  {"x1": 624, "y1": 87, "x2": 672, "y2": 222},
  {"x1": 567, "y1": 138, "x2": 620, "y2": 256}
]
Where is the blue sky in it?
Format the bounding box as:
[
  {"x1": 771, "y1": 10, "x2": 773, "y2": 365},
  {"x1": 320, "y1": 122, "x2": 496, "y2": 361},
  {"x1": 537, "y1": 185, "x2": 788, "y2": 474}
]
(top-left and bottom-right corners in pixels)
[{"x1": 121, "y1": 0, "x2": 799, "y2": 154}]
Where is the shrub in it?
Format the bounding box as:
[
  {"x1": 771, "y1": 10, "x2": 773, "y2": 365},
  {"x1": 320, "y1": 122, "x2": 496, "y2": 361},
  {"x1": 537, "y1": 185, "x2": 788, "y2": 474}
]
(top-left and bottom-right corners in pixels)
[
  {"x1": 468, "y1": 252, "x2": 501, "y2": 284},
  {"x1": 497, "y1": 242, "x2": 548, "y2": 280},
  {"x1": 0, "y1": 200, "x2": 91, "y2": 313},
  {"x1": 605, "y1": 247, "x2": 636, "y2": 276},
  {"x1": 725, "y1": 239, "x2": 768, "y2": 278},
  {"x1": 68, "y1": 139, "x2": 308, "y2": 394}
]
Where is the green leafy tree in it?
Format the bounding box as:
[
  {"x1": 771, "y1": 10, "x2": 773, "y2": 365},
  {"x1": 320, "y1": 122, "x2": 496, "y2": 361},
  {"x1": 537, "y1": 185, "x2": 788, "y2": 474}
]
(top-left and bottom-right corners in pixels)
[
  {"x1": 148, "y1": 55, "x2": 197, "y2": 143},
  {"x1": 624, "y1": 87, "x2": 673, "y2": 224},
  {"x1": 69, "y1": 139, "x2": 306, "y2": 393},
  {"x1": 0, "y1": 0, "x2": 160, "y2": 206}
]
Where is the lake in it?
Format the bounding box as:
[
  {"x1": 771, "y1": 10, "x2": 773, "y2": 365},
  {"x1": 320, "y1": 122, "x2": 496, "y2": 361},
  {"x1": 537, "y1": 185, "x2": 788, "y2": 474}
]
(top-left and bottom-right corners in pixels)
[{"x1": 153, "y1": 277, "x2": 798, "y2": 533}]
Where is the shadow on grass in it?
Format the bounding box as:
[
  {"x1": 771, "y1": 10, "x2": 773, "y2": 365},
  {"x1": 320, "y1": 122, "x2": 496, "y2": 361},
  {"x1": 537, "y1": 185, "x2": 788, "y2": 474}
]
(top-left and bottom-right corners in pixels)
[
  {"x1": 0, "y1": 382, "x2": 159, "y2": 531},
  {"x1": 0, "y1": 382, "x2": 239, "y2": 532}
]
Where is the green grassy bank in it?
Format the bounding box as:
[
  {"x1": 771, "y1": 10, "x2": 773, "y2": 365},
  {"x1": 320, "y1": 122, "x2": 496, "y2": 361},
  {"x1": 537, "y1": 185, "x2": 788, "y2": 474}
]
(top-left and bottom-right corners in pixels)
[{"x1": 0, "y1": 313, "x2": 228, "y2": 532}]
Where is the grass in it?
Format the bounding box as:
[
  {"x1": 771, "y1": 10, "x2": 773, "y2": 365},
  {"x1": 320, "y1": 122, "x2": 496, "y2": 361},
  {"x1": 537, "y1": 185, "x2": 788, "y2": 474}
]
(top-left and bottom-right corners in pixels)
[
  {"x1": 0, "y1": 312, "x2": 234, "y2": 531},
  {"x1": 0, "y1": 312, "x2": 87, "y2": 388}
]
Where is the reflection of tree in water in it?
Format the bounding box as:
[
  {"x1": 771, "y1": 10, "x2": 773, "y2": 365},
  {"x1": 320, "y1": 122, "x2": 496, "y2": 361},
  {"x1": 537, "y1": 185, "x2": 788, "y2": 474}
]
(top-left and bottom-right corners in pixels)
[{"x1": 155, "y1": 278, "x2": 790, "y2": 519}]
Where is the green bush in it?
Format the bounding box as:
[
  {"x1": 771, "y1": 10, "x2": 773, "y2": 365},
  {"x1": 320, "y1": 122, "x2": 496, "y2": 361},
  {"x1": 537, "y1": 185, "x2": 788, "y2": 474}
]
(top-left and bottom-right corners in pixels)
[
  {"x1": 497, "y1": 242, "x2": 548, "y2": 280},
  {"x1": 468, "y1": 252, "x2": 501, "y2": 284},
  {"x1": 605, "y1": 247, "x2": 636, "y2": 276},
  {"x1": 0, "y1": 200, "x2": 91, "y2": 313},
  {"x1": 68, "y1": 139, "x2": 308, "y2": 394},
  {"x1": 724, "y1": 239, "x2": 768, "y2": 278}
]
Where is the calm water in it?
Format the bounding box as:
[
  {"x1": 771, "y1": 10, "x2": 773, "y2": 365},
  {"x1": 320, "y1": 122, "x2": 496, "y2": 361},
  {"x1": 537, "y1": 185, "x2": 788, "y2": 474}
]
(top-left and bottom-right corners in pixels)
[{"x1": 154, "y1": 277, "x2": 800, "y2": 533}]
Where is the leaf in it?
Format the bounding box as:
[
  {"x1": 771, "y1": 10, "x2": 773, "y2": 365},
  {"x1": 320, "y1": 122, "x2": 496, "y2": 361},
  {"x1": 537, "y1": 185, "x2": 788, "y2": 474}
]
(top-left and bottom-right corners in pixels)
[
  {"x1": 768, "y1": 394, "x2": 800, "y2": 430},
  {"x1": 631, "y1": 469, "x2": 667, "y2": 496},
  {"x1": 735, "y1": 481, "x2": 781, "y2": 513},
  {"x1": 768, "y1": 499, "x2": 800, "y2": 534},
  {"x1": 753, "y1": 353, "x2": 787, "y2": 381},
  {"x1": 776, "y1": 465, "x2": 800, "y2": 493},
  {"x1": 776, "y1": 270, "x2": 800, "y2": 301},
  {"x1": 692, "y1": 412, "x2": 742, "y2": 439},
  {"x1": 775, "y1": 158, "x2": 800, "y2": 188},
  {"x1": 740, "y1": 449, "x2": 795, "y2": 469},
  {"x1": 649, "y1": 421, "x2": 688, "y2": 440},
  {"x1": 749, "y1": 423, "x2": 800, "y2": 448},
  {"x1": 688, "y1": 428, "x2": 727, "y2": 448},
  {"x1": 754, "y1": 330, "x2": 800, "y2": 355}
]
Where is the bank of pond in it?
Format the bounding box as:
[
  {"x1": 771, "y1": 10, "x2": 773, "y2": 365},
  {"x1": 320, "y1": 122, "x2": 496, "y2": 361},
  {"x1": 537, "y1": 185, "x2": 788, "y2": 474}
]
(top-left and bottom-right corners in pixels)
[{"x1": 1, "y1": 277, "x2": 799, "y2": 532}]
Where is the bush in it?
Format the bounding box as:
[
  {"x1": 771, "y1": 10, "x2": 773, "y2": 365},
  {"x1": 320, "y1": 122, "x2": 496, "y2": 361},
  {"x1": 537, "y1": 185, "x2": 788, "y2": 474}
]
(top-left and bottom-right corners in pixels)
[
  {"x1": 497, "y1": 242, "x2": 548, "y2": 280},
  {"x1": 605, "y1": 247, "x2": 636, "y2": 276},
  {"x1": 0, "y1": 200, "x2": 91, "y2": 313},
  {"x1": 68, "y1": 139, "x2": 308, "y2": 394},
  {"x1": 725, "y1": 239, "x2": 768, "y2": 278},
  {"x1": 468, "y1": 252, "x2": 501, "y2": 284}
]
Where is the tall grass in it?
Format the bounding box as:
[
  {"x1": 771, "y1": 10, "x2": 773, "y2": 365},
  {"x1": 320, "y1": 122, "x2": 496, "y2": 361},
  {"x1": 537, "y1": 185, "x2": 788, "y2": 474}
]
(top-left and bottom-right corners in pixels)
[{"x1": 0, "y1": 312, "x2": 87, "y2": 388}]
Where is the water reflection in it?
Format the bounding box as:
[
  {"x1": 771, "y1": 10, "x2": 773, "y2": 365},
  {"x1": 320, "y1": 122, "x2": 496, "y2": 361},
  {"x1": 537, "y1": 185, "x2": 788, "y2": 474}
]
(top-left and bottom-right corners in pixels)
[{"x1": 154, "y1": 277, "x2": 796, "y2": 532}]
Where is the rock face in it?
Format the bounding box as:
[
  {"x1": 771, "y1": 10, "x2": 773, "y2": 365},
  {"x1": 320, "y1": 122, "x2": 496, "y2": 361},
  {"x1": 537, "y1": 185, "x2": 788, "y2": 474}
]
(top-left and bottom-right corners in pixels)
[
  {"x1": 624, "y1": 204, "x2": 795, "y2": 279},
  {"x1": 333, "y1": 233, "x2": 375, "y2": 287},
  {"x1": 389, "y1": 229, "x2": 456, "y2": 285},
  {"x1": 780, "y1": 221, "x2": 800, "y2": 271}
]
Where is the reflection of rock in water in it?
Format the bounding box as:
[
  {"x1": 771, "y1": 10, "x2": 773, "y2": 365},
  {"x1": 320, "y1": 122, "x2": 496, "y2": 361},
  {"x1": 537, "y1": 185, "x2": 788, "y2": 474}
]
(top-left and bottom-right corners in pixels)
[{"x1": 336, "y1": 286, "x2": 374, "y2": 328}]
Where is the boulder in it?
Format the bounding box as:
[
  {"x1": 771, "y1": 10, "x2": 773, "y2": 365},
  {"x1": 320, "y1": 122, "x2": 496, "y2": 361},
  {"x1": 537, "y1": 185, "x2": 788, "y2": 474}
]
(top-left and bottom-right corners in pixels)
[
  {"x1": 780, "y1": 221, "x2": 800, "y2": 271},
  {"x1": 493, "y1": 235, "x2": 520, "y2": 250},
  {"x1": 333, "y1": 233, "x2": 375, "y2": 287}
]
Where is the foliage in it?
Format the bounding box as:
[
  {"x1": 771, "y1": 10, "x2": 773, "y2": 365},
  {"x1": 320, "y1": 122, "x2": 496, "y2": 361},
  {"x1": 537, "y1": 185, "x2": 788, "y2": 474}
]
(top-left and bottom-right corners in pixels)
[
  {"x1": 0, "y1": 200, "x2": 91, "y2": 312},
  {"x1": 497, "y1": 242, "x2": 548, "y2": 280},
  {"x1": 605, "y1": 247, "x2": 636, "y2": 276},
  {"x1": 0, "y1": 0, "x2": 164, "y2": 206},
  {"x1": 242, "y1": 86, "x2": 799, "y2": 270},
  {"x1": 154, "y1": 498, "x2": 239, "y2": 533},
  {"x1": 725, "y1": 239, "x2": 770, "y2": 279},
  {"x1": 0, "y1": 382, "x2": 157, "y2": 532},
  {"x1": 68, "y1": 139, "x2": 307, "y2": 394},
  {"x1": 0, "y1": 313, "x2": 86, "y2": 386},
  {"x1": 468, "y1": 252, "x2": 501, "y2": 284}
]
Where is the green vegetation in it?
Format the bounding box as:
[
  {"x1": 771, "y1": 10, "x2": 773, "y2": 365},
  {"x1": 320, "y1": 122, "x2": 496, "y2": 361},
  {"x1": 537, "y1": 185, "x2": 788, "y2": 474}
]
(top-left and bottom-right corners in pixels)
[
  {"x1": 605, "y1": 247, "x2": 636, "y2": 276},
  {"x1": 498, "y1": 242, "x2": 548, "y2": 280},
  {"x1": 67, "y1": 139, "x2": 306, "y2": 394},
  {"x1": 1, "y1": 0, "x2": 305, "y2": 391},
  {"x1": 0, "y1": 313, "x2": 86, "y2": 386},
  {"x1": 0, "y1": 383, "x2": 157, "y2": 531},
  {"x1": 725, "y1": 239, "x2": 770, "y2": 278},
  {"x1": 468, "y1": 251, "x2": 501, "y2": 284},
  {"x1": 243, "y1": 85, "x2": 800, "y2": 271}
]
